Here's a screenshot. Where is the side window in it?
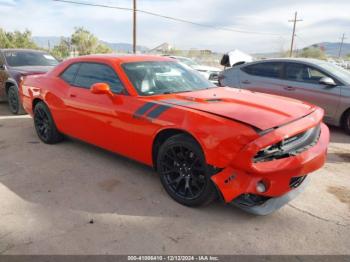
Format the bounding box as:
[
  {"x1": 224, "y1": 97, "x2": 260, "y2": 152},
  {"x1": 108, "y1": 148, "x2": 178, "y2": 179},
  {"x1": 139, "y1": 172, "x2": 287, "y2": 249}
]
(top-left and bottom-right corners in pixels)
[
  {"x1": 242, "y1": 62, "x2": 283, "y2": 78},
  {"x1": 285, "y1": 63, "x2": 327, "y2": 84},
  {"x1": 60, "y1": 63, "x2": 80, "y2": 84},
  {"x1": 74, "y1": 63, "x2": 124, "y2": 94}
]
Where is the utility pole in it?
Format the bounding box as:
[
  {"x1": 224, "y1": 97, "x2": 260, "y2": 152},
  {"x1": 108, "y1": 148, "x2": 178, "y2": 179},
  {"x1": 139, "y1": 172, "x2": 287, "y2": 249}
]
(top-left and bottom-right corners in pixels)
[
  {"x1": 338, "y1": 33, "x2": 346, "y2": 58},
  {"x1": 133, "y1": 0, "x2": 137, "y2": 54},
  {"x1": 288, "y1": 12, "x2": 303, "y2": 57}
]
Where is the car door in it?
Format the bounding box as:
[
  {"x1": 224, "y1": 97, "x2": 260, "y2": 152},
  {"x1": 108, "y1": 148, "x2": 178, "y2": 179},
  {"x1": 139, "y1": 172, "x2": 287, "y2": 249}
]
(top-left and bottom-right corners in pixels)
[
  {"x1": 60, "y1": 62, "x2": 158, "y2": 163},
  {"x1": 62, "y1": 62, "x2": 127, "y2": 147},
  {"x1": 238, "y1": 62, "x2": 286, "y2": 96},
  {"x1": 281, "y1": 62, "x2": 341, "y2": 120}
]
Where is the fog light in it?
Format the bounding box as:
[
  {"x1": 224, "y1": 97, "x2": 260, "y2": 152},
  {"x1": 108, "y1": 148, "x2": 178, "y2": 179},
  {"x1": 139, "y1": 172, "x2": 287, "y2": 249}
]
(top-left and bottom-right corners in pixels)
[{"x1": 256, "y1": 181, "x2": 267, "y2": 193}]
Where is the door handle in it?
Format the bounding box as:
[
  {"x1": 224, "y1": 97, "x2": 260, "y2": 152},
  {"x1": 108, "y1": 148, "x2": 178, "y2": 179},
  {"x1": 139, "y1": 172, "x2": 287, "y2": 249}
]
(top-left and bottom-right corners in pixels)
[
  {"x1": 70, "y1": 94, "x2": 77, "y2": 98},
  {"x1": 284, "y1": 86, "x2": 295, "y2": 91},
  {"x1": 241, "y1": 80, "x2": 251, "y2": 84}
]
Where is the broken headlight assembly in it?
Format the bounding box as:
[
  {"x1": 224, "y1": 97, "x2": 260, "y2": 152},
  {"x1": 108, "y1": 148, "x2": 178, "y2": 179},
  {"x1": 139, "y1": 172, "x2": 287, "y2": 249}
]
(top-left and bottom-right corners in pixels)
[{"x1": 254, "y1": 124, "x2": 321, "y2": 163}]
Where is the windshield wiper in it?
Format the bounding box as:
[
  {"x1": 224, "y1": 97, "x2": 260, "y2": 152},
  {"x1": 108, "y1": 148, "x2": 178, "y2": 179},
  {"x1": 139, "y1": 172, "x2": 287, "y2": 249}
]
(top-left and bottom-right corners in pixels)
[{"x1": 160, "y1": 90, "x2": 193, "y2": 95}]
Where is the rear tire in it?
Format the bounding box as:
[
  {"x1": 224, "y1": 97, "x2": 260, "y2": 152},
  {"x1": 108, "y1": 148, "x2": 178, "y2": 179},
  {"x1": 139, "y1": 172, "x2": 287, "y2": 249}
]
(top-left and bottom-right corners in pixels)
[
  {"x1": 157, "y1": 134, "x2": 217, "y2": 207},
  {"x1": 34, "y1": 101, "x2": 63, "y2": 144},
  {"x1": 7, "y1": 85, "x2": 26, "y2": 115},
  {"x1": 342, "y1": 110, "x2": 350, "y2": 135}
]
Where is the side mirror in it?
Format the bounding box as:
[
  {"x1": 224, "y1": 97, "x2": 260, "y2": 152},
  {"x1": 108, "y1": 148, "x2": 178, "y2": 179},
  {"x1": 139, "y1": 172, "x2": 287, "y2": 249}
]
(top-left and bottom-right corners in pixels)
[
  {"x1": 90, "y1": 83, "x2": 113, "y2": 96},
  {"x1": 319, "y1": 77, "x2": 337, "y2": 86}
]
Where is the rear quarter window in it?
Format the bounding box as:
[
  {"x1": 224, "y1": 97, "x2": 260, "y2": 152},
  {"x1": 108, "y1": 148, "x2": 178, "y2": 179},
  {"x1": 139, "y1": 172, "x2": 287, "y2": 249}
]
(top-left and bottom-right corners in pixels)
[{"x1": 60, "y1": 63, "x2": 80, "y2": 84}]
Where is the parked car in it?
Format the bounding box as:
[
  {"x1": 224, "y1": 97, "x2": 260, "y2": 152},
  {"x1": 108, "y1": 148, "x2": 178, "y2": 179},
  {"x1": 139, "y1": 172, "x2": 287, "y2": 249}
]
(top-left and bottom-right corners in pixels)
[
  {"x1": 167, "y1": 55, "x2": 221, "y2": 84},
  {"x1": 219, "y1": 58, "x2": 350, "y2": 134},
  {"x1": 0, "y1": 49, "x2": 58, "y2": 114},
  {"x1": 21, "y1": 55, "x2": 329, "y2": 215}
]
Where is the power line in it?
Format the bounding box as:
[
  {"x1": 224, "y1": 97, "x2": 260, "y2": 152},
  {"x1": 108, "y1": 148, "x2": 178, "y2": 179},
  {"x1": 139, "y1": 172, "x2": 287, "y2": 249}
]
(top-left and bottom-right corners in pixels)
[
  {"x1": 288, "y1": 11, "x2": 303, "y2": 57},
  {"x1": 52, "y1": 0, "x2": 285, "y2": 36},
  {"x1": 132, "y1": 0, "x2": 136, "y2": 54}
]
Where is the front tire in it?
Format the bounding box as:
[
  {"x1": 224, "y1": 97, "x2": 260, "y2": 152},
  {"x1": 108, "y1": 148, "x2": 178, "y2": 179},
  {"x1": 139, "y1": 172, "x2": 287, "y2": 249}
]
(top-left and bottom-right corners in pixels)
[
  {"x1": 34, "y1": 102, "x2": 63, "y2": 144},
  {"x1": 342, "y1": 110, "x2": 350, "y2": 135},
  {"x1": 157, "y1": 134, "x2": 217, "y2": 207},
  {"x1": 7, "y1": 85, "x2": 26, "y2": 115}
]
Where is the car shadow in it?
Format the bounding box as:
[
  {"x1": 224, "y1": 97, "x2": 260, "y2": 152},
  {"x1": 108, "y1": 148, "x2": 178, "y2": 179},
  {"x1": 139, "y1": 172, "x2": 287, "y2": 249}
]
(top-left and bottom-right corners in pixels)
[{"x1": 0, "y1": 122, "x2": 253, "y2": 222}]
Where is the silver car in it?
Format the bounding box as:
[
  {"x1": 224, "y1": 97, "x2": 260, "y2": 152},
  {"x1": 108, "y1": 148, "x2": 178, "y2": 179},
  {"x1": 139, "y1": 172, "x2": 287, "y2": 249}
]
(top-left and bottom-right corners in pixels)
[{"x1": 219, "y1": 58, "x2": 350, "y2": 134}]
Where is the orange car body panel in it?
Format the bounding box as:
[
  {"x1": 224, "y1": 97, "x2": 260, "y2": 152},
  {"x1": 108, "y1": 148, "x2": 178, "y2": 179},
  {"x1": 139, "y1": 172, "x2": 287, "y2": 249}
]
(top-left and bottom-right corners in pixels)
[{"x1": 20, "y1": 55, "x2": 329, "y2": 203}]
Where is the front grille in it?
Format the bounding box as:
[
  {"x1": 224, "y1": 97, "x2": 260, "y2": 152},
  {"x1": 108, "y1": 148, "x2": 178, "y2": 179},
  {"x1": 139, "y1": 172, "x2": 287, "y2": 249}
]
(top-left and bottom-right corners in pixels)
[
  {"x1": 290, "y1": 176, "x2": 307, "y2": 188},
  {"x1": 254, "y1": 124, "x2": 321, "y2": 163},
  {"x1": 233, "y1": 194, "x2": 271, "y2": 207}
]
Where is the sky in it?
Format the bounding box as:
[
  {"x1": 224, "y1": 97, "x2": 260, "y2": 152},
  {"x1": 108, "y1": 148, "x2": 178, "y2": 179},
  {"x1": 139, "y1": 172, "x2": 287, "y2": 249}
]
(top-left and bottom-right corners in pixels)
[{"x1": 0, "y1": 0, "x2": 349, "y2": 53}]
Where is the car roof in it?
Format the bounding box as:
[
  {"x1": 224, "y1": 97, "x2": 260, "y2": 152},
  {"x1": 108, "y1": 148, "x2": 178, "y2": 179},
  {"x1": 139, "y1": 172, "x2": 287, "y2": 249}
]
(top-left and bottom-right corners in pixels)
[
  {"x1": 66, "y1": 54, "x2": 175, "y2": 64},
  {"x1": 250, "y1": 57, "x2": 327, "y2": 65}
]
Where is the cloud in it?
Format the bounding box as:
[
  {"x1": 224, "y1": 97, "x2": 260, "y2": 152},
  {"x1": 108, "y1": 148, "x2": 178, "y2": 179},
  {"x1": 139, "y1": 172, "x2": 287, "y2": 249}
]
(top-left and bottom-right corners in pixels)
[{"x1": 0, "y1": 0, "x2": 349, "y2": 53}]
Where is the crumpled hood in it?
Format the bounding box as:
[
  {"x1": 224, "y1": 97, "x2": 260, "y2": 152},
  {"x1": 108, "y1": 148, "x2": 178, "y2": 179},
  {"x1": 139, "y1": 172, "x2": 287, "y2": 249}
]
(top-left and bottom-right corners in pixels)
[
  {"x1": 157, "y1": 87, "x2": 316, "y2": 130},
  {"x1": 10, "y1": 66, "x2": 54, "y2": 75}
]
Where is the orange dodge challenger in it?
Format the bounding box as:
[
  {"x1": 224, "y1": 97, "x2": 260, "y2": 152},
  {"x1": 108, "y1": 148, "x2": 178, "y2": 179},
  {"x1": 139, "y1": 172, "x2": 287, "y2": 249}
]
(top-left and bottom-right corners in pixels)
[{"x1": 20, "y1": 55, "x2": 329, "y2": 215}]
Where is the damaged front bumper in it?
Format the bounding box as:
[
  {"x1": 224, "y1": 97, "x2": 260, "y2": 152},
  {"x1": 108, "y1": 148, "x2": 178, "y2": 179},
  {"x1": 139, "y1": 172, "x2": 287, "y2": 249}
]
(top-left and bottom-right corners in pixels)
[
  {"x1": 231, "y1": 176, "x2": 310, "y2": 215},
  {"x1": 210, "y1": 108, "x2": 329, "y2": 214}
]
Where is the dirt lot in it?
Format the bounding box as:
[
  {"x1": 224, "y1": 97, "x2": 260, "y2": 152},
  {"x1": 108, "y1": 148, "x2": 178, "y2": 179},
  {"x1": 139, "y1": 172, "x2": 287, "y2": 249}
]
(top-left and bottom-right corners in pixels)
[{"x1": 0, "y1": 102, "x2": 349, "y2": 255}]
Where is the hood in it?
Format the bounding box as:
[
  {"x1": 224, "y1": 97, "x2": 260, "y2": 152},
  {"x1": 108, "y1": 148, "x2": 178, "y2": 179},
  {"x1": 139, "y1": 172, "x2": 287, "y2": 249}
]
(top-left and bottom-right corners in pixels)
[
  {"x1": 157, "y1": 87, "x2": 316, "y2": 131},
  {"x1": 10, "y1": 66, "x2": 54, "y2": 75},
  {"x1": 192, "y1": 65, "x2": 222, "y2": 72}
]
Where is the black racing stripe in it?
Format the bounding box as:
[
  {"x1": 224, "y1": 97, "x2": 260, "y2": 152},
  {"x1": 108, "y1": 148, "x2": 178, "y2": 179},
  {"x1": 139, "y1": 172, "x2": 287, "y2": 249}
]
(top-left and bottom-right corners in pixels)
[
  {"x1": 133, "y1": 102, "x2": 157, "y2": 118},
  {"x1": 146, "y1": 104, "x2": 172, "y2": 119}
]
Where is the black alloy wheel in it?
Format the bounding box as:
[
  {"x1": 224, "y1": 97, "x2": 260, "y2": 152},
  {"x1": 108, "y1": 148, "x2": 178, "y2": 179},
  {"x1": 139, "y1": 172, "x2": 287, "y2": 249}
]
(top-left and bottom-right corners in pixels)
[
  {"x1": 158, "y1": 134, "x2": 217, "y2": 206},
  {"x1": 34, "y1": 102, "x2": 63, "y2": 144}
]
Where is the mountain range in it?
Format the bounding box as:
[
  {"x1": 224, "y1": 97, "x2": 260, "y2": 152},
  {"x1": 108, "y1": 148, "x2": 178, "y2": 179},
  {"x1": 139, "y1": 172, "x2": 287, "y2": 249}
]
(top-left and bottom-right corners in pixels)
[
  {"x1": 32, "y1": 36, "x2": 149, "y2": 52},
  {"x1": 254, "y1": 42, "x2": 350, "y2": 59},
  {"x1": 314, "y1": 42, "x2": 350, "y2": 57},
  {"x1": 33, "y1": 36, "x2": 350, "y2": 58}
]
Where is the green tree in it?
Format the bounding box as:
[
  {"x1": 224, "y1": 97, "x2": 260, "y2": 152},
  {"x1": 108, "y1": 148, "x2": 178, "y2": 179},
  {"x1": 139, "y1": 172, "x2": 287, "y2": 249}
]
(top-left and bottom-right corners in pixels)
[
  {"x1": 70, "y1": 27, "x2": 112, "y2": 55},
  {"x1": 297, "y1": 47, "x2": 326, "y2": 60},
  {"x1": 95, "y1": 43, "x2": 112, "y2": 54},
  {"x1": 51, "y1": 37, "x2": 71, "y2": 60},
  {"x1": 0, "y1": 28, "x2": 38, "y2": 49},
  {"x1": 0, "y1": 28, "x2": 11, "y2": 48},
  {"x1": 71, "y1": 27, "x2": 98, "y2": 55}
]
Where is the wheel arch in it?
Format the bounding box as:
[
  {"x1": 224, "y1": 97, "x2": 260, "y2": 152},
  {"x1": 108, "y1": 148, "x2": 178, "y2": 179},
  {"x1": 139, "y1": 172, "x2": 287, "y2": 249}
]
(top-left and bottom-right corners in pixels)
[
  {"x1": 5, "y1": 80, "x2": 18, "y2": 94},
  {"x1": 152, "y1": 128, "x2": 203, "y2": 170},
  {"x1": 32, "y1": 98, "x2": 44, "y2": 110}
]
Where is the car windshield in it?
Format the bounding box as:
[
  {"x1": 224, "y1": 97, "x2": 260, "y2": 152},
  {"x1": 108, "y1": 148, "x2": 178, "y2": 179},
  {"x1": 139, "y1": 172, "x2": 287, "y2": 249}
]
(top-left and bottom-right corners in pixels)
[
  {"x1": 175, "y1": 57, "x2": 199, "y2": 67},
  {"x1": 4, "y1": 51, "x2": 59, "y2": 67},
  {"x1": 122, "y1": 61, "x2": 216, "y2": 96},
  {"x1": 318, "y1": 62, "x2": 350, "y2": 84}
]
